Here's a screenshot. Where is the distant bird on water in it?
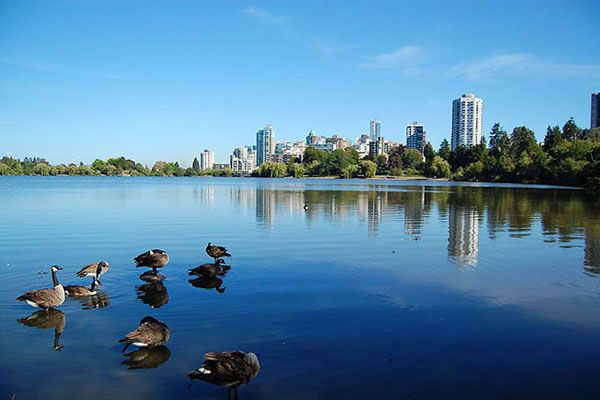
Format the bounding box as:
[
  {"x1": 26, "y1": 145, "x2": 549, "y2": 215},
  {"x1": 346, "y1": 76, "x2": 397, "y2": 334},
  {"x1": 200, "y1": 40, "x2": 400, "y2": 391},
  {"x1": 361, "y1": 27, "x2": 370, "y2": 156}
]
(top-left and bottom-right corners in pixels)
[
  {"x1": 206, "y1": 242, "x2": 231, "y2": 262},
  {"x1": 76, "y1": 261, "x2": 109, "y2": 284},
  {"x1": 303, "y1": 203, "x2": 308, "y2": 210},
  {"x1": 188, "y1": 259, "x2": 230, "y2": 278},
  {"x1": 17, "y1": 265, "x2": 65, "y2": 310},
  {"x1": 188, "y1": 351, "x2": 260, "y2": 400},
  {"x1": 119, "y1": 316, "x2": 170, "y2": 353},
  {"x1": 134, "y1": 249, "x2": 169, "y2": 273}
]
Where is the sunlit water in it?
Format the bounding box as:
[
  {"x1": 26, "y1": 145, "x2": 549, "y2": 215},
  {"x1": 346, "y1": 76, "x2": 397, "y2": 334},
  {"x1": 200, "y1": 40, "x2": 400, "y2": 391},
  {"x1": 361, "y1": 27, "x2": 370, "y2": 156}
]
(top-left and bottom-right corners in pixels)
[{"x1": 0, "y1": 176, "x2": 599, "y2": 399}]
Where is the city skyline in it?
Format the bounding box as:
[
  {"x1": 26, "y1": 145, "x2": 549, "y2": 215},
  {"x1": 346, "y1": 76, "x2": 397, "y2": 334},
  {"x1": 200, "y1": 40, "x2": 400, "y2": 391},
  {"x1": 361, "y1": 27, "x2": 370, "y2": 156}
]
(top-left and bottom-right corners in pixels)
[{"x1": 1, "y1": 1, "x2": 599, "y2": 166}]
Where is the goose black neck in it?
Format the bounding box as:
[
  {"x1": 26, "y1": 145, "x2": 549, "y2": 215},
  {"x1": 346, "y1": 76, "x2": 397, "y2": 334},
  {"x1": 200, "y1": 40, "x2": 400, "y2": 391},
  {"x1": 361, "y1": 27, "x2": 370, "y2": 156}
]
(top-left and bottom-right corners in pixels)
[
  {"x1": 51, "y1": 268, "x2": 59, "y2": 287},
  {"x1": 90, "y1": 279, "x2": 97, "y2": 291}
]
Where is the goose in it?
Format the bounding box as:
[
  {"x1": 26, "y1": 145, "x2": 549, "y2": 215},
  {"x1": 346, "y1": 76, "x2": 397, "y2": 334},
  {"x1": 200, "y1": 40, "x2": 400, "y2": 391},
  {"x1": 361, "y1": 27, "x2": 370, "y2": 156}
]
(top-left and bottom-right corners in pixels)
[
  {"x1": 206, "y1": 242, "x2": 231, "y2": 262},
  {"x1": 188, "y1": 351, "x2": 260, "y2": 400},
  {"x1": 139, "y1": 270, "x2": 166, "y2": 283},
  {"x1": 17, "y1": 309, "x2": 66, "y2": 351},
  {"x1": 65, "y1": 279, "x2": 101, "y2": 297},
  {"x1": 188, "y1": 259, "x2": 230, "y2": 278},
  {"x1": 119, "y1": 316, "x2": 170, "y2": 353},
  {"x1": 16, "y1": 265, "x2": 65, "y2": 310},
  {"x1": 65, "y1": 264, "x2": 103, "y2": 296},
  {"x1": 76, "y1": 261, "x2": 109, "y2": 284},
  {"x1": 303, "y1": 203, "x2": 308, "y2": 210},
  {"x1": 121, "y1": 345, "x2": 171, "y2": 370},
  {"x1": 134, "y1": 249, "x2": 169, "y2": 273}
]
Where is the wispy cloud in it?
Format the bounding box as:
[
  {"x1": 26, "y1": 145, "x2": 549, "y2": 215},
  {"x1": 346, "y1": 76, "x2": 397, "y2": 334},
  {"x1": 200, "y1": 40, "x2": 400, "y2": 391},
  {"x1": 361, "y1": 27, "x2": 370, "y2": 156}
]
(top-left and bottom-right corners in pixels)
[
  {"x1": 242, "y1": 7, "x2": 288, "y2": 24},
  {"x1": 309, "y1": 38, "x2": 357, "y2": 55},
  {"x1": 360, "y1": 46, "x2": 430, "y2": 76},
  {"x1": 449, "y1": 53, "x2": 600, "y2": 80},
  {"x1": 1, "y1": 57, "x2": 123, "y2": 80},
  {"x1": 1, "y1": 58, "x2": 67, "y2": 72}
]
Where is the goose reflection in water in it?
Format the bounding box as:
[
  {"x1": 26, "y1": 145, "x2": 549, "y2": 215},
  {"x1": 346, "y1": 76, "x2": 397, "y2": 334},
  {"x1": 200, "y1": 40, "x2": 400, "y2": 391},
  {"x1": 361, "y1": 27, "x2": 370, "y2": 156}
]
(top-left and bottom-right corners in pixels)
[
  {"x1": 72, "y1": 291, "x2": 111, "y2": 310},
  {"x1": 121, "y1": 345, "x2": 171, "y2": 370},
  {"x1": 188, "y1": 276, "x2": 226, "y2": 293},
  {"x1": 136, "y1": 282, "x2": 169, "y2": 308},
  {"x1": 17, "y1": 309, "x2": 66, "y2": 351}
]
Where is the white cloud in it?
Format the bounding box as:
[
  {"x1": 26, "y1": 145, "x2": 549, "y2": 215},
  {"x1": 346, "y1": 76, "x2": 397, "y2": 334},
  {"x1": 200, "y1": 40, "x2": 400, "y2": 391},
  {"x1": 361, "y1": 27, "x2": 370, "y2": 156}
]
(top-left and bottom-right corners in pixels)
[
  {"x1": 361, "y1": 46, "x2": 429, "y2": 70},
  {"x1": 242, "y1": 7, "x2": 288, "y2": 24},
  {"x1": 450, "y1": 53, "x2": 600, "y2": 80}
]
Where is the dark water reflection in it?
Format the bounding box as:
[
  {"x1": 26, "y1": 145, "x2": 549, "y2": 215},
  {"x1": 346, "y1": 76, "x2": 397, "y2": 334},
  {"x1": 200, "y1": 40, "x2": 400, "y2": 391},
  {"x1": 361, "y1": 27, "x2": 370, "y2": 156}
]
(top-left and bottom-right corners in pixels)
[
  {"x1": 17, "y1": 309, "x2": 66, "y2": 351},
  {"x1": 136, "y1": 282, "x2": 169, "y2": 308},
  {"x1": 1, "y1": 177, "x2": 600, "y2": 399},
  {"x1": 121, "y1": 345, "x2": 171, "y2": 370}
]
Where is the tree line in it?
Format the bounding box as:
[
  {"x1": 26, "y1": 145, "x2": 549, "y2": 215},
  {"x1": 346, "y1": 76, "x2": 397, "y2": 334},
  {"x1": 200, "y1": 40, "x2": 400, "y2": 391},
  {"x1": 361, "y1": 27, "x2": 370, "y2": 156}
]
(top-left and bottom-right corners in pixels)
[
  {"x1": 259, "y1": 118, "x2": 600, "y2": 191},
  {"x1": 2, "y1": 118, "x2": 598, "y2": 190},
  {"x1": 0, "y1": 156, "x2": 234, "y2": 177}
]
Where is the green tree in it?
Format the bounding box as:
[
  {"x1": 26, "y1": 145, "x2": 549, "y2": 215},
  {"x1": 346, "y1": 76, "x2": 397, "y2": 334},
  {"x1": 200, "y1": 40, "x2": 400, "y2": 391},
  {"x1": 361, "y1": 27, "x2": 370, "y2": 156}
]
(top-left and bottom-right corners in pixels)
[
  {"x1": 428, "y1": 156, "x2": 451, "y2": 178},
  {"x1": 375, "y1": 154, "x2": 388, "y2": 174},
  {"x1": 402, "y1": 149, "x2": 423, "y2": 170},
  {"x1": 438, "y1": 139, "x2": 451, "y2": 161},
  {"x1": 544, "y1": 126, "x2": 563, "y2": 152},
  {"x1": 562, "y1": 117, "x2": 580, "y2": 142},
  {"x1": 510, "y1": 126, "x2": 538, "y2": 158},
  {"x1": 258, "y1": 162, "x2": 287, "y2": 177},
  {"x1": 340, "y1": 164, "x2": 359, "y2": 179},
  {"x1": 287, "y1": 162, "x2": 305, "y2": 178},
  {"x1": 192, "y1": 157, "x2": 200, "y2": 172},
  {"x1": 360, "y1": 160, "x2": 377, "y2": 178},
  {"x1": 423, "y1": 142, "x2": 436, "y2": 164}
]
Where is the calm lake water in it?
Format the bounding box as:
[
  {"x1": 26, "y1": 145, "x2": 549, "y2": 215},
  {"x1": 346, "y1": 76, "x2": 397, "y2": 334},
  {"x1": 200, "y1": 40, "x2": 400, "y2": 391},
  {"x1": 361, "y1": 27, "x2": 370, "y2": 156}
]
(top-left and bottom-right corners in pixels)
[{"x1": 1, "y1": 176, "x2": 599, "y2": 399}]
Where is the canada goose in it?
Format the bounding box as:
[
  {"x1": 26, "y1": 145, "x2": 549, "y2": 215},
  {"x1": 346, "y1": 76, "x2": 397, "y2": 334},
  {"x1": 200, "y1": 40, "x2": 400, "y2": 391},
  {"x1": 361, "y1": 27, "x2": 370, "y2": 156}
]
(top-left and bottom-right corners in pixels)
[
  {"x1": 206, "y1": 242, "x2": 231, "y2": 262},
  {"x1": 16, "y1": 265, "x2": 65, "y2": 310},
  {"x1": 119, "y1": 316, "x2": 170, "y2": 353},
  {"x1": 121, "y1": 345, "x2": 171, "y2": 370},
  {"x1": 188, "y1": 351, "x2": 260, "y2": 400},
  {"x1": 136, "y1": 282, "x2": 169, "y2": 308},
  {"x1": 76, "y1": 261, "x2": 109, "y2": 284},
  {"x1": 188, "y1": 277, "x2": 226, "y2": 293},
  {"x1": 65, "y1": 264, "x2": 103, "y2": 296},
  {"x1": 17, "y1": 309, "x2": 66, "y2": 351},
  {"x1": 134, "y1": 249, "x2": 169, "y2": 273},
  {"x1": 303, "y1": 203, "x2": 308, "y2": 210},
  {"x1": 188, "y1": 260, "x2": 230, "y2": 278},
  {"x1": 65, "y1": 279, "x2": 101, "y2": 297},
  {"x1": 139, "y1": 270, "x2": 166, "y2": 283}
]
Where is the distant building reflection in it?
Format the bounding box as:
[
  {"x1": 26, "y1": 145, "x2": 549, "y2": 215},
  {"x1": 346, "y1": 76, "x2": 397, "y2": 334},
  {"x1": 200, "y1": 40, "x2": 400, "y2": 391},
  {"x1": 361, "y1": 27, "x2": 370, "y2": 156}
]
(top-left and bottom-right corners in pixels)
[
  {"x1": 404, "y1": 188, "x2": 426, "y2": 238},
  {"x1": 448, "y1": 205, "x2": 480, "y2": 268}
]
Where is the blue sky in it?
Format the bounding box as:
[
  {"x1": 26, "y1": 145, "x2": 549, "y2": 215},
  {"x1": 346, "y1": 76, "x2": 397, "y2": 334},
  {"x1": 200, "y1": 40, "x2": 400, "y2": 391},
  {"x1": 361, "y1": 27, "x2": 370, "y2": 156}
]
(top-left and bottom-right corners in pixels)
[{"x1": 1, "y1": 0, "x2": 599, "y2": 166}]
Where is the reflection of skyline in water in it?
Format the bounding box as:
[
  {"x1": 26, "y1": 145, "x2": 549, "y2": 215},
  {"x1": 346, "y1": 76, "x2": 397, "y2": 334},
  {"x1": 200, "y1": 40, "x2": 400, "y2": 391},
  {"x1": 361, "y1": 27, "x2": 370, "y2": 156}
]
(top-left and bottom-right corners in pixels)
[
  {"x1": 448, "y1": 206, "x2": 480, "y2": 268},
  {"x1": 222, "y1": 184, "x2": 599, "y2": 271}
]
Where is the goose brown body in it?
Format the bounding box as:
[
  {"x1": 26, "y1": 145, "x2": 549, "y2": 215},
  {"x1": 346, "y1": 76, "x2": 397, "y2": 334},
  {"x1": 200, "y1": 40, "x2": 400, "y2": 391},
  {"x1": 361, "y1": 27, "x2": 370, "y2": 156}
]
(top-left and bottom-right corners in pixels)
[
  {"x1": 134, "y1": 249, "x2": 169, "y2": 272},
  {"x1": 119, "y1": 316, "x2": 170, "y2": 352},
  {"x1": 188, "y1": 260, "x2": 230, "y2": 278},
  {"x1": 188, "y1": 351, "x2": 260, "y2": 397},
  {"x1": 206, "y1": 242, "x2": 231, "y2": 261},
  {"x1": 64, "y1": 279, "x2": 100, "y2": 296},
  {"x1": 76, "y1": 261, "x2": 109, "y2": 280},
  {"x1": 17, "y1": 266, "x2": 65, "y2": 310}
]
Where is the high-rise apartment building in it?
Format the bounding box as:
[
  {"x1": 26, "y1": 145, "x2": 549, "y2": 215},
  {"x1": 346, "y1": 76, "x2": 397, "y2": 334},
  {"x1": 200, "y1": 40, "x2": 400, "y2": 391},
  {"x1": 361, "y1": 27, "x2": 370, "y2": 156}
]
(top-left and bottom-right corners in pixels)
[
  {"x1": 451, "y1": 94, "x2": 483, "y2": 150},
  {"x1": 256, "y1": 125, "x2": 275, "y2": 166},
  {"x1": 406, "y1": 121, "x2": 427, "y2": 154},
  {"x1": 370, "y1": 120, "x2": 381, "y2": 141},
  {"x1": 199, "y1": 149, "x2": 214, "y2": 170},
  {"x1": 592, "y1": 92, "x2": 600, "y2": 129}
]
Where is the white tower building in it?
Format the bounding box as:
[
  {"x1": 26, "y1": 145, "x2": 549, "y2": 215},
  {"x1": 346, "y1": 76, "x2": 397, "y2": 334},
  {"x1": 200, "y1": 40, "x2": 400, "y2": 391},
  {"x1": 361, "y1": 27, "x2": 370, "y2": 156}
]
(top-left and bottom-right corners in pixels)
[{"x1": 451, "y1": 94, "x2": 483, "y2": 150}]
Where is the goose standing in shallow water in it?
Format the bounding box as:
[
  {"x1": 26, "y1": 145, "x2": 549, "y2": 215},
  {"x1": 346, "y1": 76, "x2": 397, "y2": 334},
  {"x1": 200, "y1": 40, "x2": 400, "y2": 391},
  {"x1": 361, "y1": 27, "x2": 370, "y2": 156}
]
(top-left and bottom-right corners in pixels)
[
  {"x1": 134, "y1": 249, "x2": 169, "y2": 274},
  {"x1": 119, "y1": 316, "x2": 170, "y2": 353},
  {"x1": 188, "y1": 259, "x2": 230, "y2": 278},
  {"x1": 76, "y1": 261, "x2": 109, "y2": 284},
  {"x1": 188, "y1": 351, "x2": 260, "y2": 400},
  {"x1": 65, "y1": 264, "x2": 103, "y2": 296},
  {"x1": 206, "y1": 242, "x2": 231, "y2": 262},
  {"x1": 16, "y1": 265, "x2": 65, "y2": 310}
]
